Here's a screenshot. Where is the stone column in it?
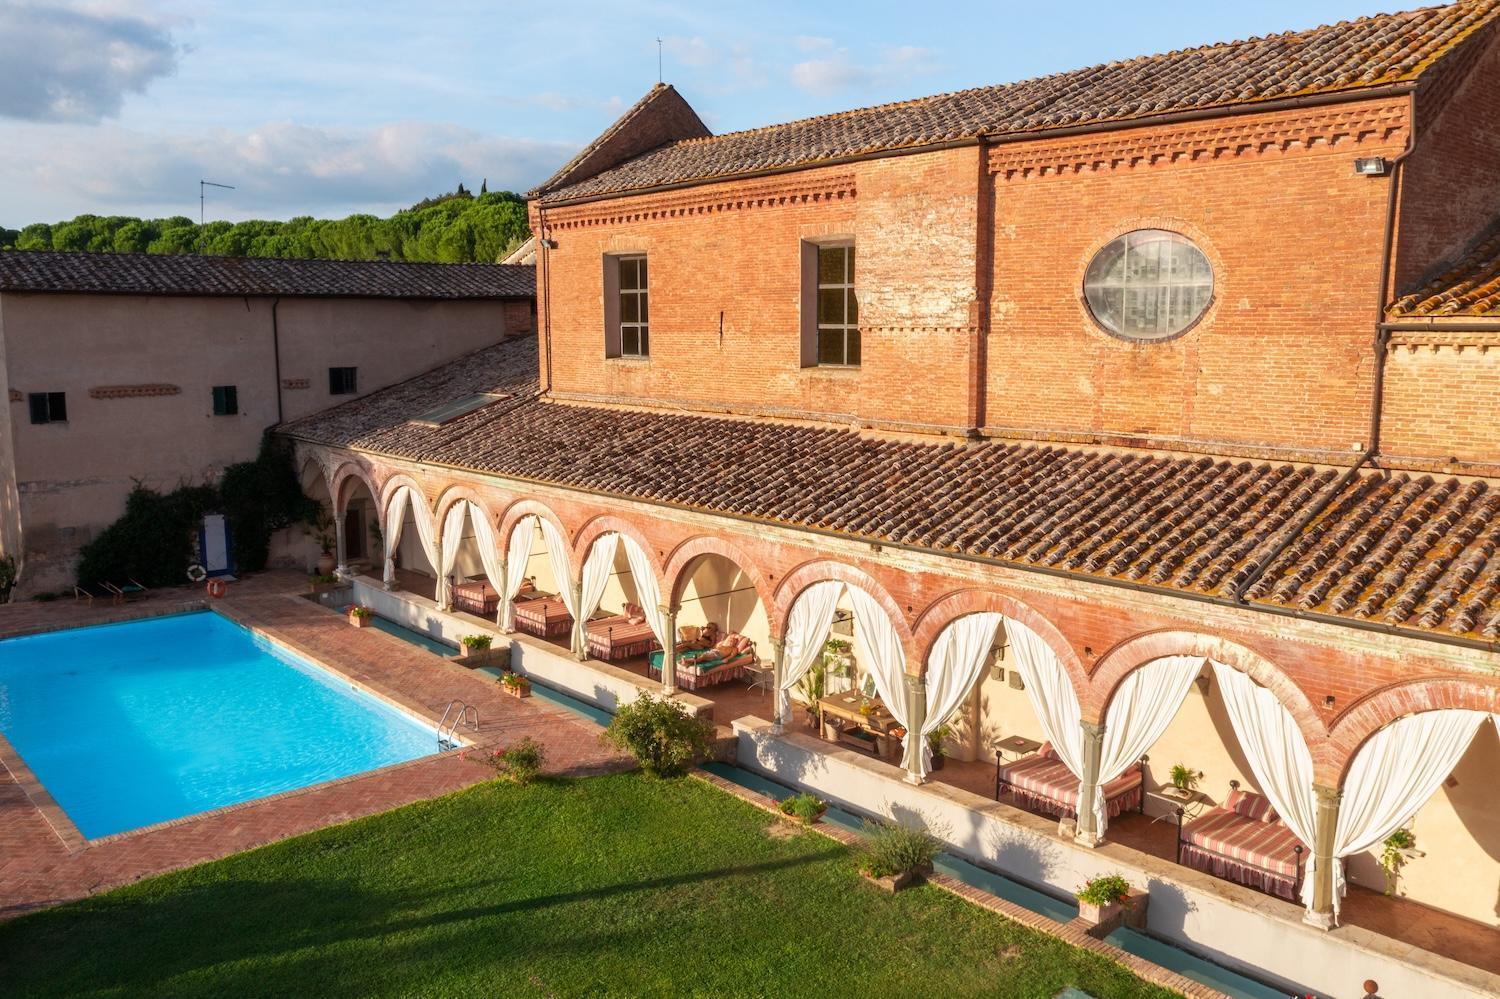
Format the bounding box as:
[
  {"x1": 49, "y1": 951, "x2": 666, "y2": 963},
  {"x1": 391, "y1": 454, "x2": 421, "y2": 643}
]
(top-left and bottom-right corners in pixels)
[
  {"x1": 571, "y1": 578, "x2": 586, "y2": 660},
  {"x1": 1305, "y1": 783, "x2": 1343, "y2": 930},
  {"x1": 902, "y1": 673, "x2": 927, "y2": 785},
  {"x1": 770, "y1": 637, "x2": 787, "y2": 732},
  {"x1": 659, "y1": 605, "x2": 677, "y2": 696},
  {"x1": 1074, "y1": 721, "x2": 1107, "y2": 847},
  {"x1": 433, "y1": 541, "x2": 448, "y2": 610},
  {"x1": 334, "y1": 513, "x2": 349, "y2": 577}
]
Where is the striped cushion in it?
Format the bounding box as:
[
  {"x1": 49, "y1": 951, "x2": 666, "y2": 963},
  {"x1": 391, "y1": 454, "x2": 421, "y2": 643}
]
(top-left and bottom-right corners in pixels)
[
  {"x1": 1183, "y1": 809, "x2": 1304, "y2": 878},
  {"x1": 1000, "y1": 756, "x2": 1141, "y2": 802},
  {"x1": 1226, "y1": 788, "x2": 1277, "y2": 823}
]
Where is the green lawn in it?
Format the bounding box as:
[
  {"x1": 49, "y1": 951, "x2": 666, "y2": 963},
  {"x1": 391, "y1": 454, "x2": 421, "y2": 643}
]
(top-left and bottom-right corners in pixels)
[{"x1": 0, "y1": 774, "x2": 1178, "y2": 998}]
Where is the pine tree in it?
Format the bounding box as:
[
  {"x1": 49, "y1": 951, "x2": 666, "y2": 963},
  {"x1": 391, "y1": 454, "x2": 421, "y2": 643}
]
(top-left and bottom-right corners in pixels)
[{"x1": 480, "y1": 178, "x2": 488, "y2": 195}]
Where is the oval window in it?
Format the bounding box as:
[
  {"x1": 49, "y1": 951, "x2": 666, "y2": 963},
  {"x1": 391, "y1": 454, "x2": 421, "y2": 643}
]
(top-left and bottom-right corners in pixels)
[{"x1": 1083, "y1": 230, "x2": 1213, "y2": 341}]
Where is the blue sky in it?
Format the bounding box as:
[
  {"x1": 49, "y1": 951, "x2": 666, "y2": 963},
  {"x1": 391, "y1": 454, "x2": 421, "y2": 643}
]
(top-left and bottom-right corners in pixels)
[{"x1": 0, "y1": 0, "x2": 1403, "y2": 225}]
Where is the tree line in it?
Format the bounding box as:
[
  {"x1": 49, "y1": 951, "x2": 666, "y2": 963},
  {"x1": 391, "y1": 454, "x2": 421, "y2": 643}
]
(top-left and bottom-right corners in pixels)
[{"x1": 0, "y1": 185, "x2": 532, "y2": 264}]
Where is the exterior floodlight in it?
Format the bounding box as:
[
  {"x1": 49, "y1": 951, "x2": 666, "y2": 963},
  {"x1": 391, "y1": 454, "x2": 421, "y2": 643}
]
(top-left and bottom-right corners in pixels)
[{"x1": 1353, "y1": 157, "x2": 1387, "y2": 176}]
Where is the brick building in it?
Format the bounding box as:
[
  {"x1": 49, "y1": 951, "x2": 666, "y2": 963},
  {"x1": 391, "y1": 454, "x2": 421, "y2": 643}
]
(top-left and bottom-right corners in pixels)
[{"x1": 283, "y1": 4, "x2": 1500, "y2": 995}]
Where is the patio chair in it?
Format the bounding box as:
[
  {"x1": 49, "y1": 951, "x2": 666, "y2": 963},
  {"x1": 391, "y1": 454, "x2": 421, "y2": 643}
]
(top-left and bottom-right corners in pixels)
[
  {"x1": 104, "y1": 579, "x2": 149, "y2": 602},
  {"x1": 73, "y1": 582, "x2": 119, "y2": 605}
]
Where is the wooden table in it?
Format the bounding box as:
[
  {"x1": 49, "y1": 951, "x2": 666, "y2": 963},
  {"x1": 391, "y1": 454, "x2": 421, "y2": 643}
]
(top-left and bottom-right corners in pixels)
[
  {"x1": 994, "y1": 734, "x2": 1042, "y2": 762},
  {"x1": 818, "y1": 692, "x2": 900, "y2": 759}
]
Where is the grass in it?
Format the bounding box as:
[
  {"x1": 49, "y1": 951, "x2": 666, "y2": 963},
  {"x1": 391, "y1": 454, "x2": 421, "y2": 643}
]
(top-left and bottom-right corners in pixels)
[{"x1": 0, "y1": 774, "x2": 1179, "y2": 998}]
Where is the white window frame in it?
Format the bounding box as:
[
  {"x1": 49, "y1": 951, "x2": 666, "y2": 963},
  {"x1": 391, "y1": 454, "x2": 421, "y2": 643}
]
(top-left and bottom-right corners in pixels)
[
  {"x1": 815, "y1": 242, "x2": 859, "y2": 367},
  {"x1": 617, "y1": 254, "x2": 649, "y2": 358}
]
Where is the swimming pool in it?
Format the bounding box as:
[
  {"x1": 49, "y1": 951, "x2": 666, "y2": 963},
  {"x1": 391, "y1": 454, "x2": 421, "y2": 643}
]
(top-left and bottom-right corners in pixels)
[{"x1": 0, "y1": 612, "x2": 441, "y2": 839}]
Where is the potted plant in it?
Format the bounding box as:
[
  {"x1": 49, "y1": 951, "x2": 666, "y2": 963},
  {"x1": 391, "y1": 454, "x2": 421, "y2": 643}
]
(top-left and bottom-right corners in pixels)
[
  {"x1": 1168, "y1": 764, "x2": 1203, "y2": 798},
  {"x1": 1076, "y1": 873, "x2": 1134, "y2": 929},
  {"x1": 857, "y1": 821, "x2": 939, "y2": 893},
  {"x1": 304, "y1": 507, "x2": 338, "y2": 577},
  {"x1": 927, "y1": 724, "x2": 952, "y2": 772},
  {"x1": 857, "y1": 698, "x2": 877, "y2": 719},
  {"x1": 1380, "y1": 828, "x2": 1422, "y2": 896},
  {"x1": 308, "y1": 573, "x2": 341, "y2": 593},
  {"x1": 797, "y1": 661, "x2": 826, "y2": 729},
  {"x1": 778, "y1": 792, "x2": 827, "y2": 826},
  {"x1": 500, "y1": 671, "x2": 531, "y2": 698},
  {"x1": 456, "y1": 633, "x2": 503, "y2": 667},
  {"x1": 347, "y1": 605, "x2": 372, "y2": 628}
]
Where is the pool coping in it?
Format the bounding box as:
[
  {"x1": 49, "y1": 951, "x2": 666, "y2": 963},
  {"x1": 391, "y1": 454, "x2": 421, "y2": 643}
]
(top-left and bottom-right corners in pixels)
[{"x1": 0, "y1": 601, "x2": 480, "y2": 851}]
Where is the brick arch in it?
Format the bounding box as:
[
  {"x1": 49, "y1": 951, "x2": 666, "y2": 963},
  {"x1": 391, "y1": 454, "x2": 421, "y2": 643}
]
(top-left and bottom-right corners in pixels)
[
  {"x1": 330, "y1": 459, "x2": 379, "y2": 516},
  {"x1": 1329, "y1": 678, "x2": 1500, "y2": 784},
  {"x1": 664, "y1": 535, "x2": 775, "y2": 615},
  {"x1": 771, "y1": 559, "x2": 915, "y2": 666},
  {"x1": 378, "y1": 472, "x2": 438, "y2": 541},
  {"x1": 297, "y1": 454, "x2": 333, "y2": 502},
  {"x1": 572, "y1": 514, "x2": 664, "y2": 583},
  {"x1": 1088, "y1": 630, "x2": 1331, "y2": 777},
  {"x1": 910, "y1": 588, "x2": 1086, "y2": 692},
  {"x1": 433, "y1": 484, "x2": 500, "y2": 534},
  {"x1": 496, "y1": 499, "x2": 573, "y2": 579}
]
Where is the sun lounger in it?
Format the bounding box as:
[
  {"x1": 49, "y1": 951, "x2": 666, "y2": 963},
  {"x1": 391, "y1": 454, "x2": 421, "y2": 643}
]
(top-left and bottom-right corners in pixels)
[
  {"x1": 646, "y1": 634, "x2": 757, "y2": 690},
  {"x1": 73, "y1": 583, "x2": 119, "y2": 605},
  {"x1": 104, "y1": 579, "x2": 148, "y2": 602},
  {"x1": 1177, "y1": 784, "x2": 1306, "y2": 901}
]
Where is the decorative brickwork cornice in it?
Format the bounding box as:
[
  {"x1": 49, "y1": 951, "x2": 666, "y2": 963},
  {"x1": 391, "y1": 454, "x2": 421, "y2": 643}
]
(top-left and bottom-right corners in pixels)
[
  {"x1": 546, "y1": 173, "x2": 856, "y2": 231},
  {"x1": 1387, "y1": 330, "x2": 1500, "y2": 353},
  {"x1": 988, "y1": 102, "x2": 1409, "y2": 181},
  {"x1": 88, "y1": 384, "x2": 181, "y2": 400}
]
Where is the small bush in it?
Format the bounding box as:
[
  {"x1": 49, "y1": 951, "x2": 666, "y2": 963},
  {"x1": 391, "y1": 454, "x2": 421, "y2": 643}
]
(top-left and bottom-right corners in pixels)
[
  {"x1": 309, "y1": 574, "x2": 340, "y2": 585},
  {"x1": 463, "y1": 737, "x2": 545, "y2": 786},
  {"x1": 1076, "y1": 873, "x2": 1132, "y2": 907},
  {"x1": 778, "y1": 793, "x2": 826, "y2": 825},
  {"x1": 857, "y1": 821, "x2": 939, "y2": 879},
  {"x1": 461, "y1": 634, "x2": 493, "y2": 651},
  {"x1": 601, "y1": 692, "x2": 715, "y2": 778}
]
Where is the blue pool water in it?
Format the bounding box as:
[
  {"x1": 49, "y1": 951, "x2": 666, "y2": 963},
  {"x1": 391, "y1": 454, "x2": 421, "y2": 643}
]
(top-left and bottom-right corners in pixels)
[{"x1": 0, "y1": 612, "x2": 440, "y2": 838}]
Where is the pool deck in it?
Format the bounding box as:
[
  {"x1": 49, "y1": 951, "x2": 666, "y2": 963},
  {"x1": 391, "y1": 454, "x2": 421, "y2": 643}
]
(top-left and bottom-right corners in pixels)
[{"x1": 0, "y1": 571, "x2": 628, "y2": 921}]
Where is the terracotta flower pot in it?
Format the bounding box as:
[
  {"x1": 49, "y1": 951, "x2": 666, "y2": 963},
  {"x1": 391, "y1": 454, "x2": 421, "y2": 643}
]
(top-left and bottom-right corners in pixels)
[
  {"x1": 349, "y1": 613, "x2": 371, "y2": 628},
  {"x1": 502, "y1": 677, "x2": 532, "y2": 698},
  {"x1": 317, "y1": 552, "x2": 336, "y2": 576}
]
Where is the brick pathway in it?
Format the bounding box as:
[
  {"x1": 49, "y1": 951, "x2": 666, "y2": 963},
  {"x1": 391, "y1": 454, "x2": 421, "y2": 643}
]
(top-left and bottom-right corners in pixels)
[{"x1": 0, "y1": 572, "x2": 627, "y2": 920}]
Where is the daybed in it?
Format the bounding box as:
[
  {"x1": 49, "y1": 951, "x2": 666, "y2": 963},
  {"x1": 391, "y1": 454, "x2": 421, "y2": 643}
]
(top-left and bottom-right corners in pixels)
[
  {"x1": 451, "y1": 578, "x2": 500, "y2": 617},
  {"x1": 994, "y1": 743, "x2": 1144, "y2": 819},
  {"x1": 511, "y1": 592, "x2": 573, "y2": 639},
  {"x1": 647, "y1": 633, "x2": 757, "y2": 690},
  {"x1": 1177, "y1": 782, "x2": 1306, "y2": 901},
  {"x1": 585, "y1": 603, "x2": 660, "y2": 661}
]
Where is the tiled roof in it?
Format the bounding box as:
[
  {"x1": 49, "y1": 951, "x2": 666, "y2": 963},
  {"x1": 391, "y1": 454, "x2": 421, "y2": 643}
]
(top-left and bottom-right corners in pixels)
[
  {"x1": 0, "y1": 250, "x2": 535, "y2": 300},
  {"x1": 1390, "y1": 214, "x2": 1500, "y2": 318},
  {"x1": 282, "y1": 340, "x2": 1500, "y2": 645},
  {"x1": 537, "y1": 1, "x2": 1500, "y2": 203}
]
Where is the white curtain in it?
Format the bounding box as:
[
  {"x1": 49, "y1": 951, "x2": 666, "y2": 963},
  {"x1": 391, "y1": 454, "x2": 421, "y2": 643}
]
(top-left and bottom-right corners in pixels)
[
  {"x1": 1008, "y1": 619, "x2": 1087, "y2": 788},
  {"x1": 777, "y1": 580, "x2": 844, "y2": 723},
  {"x1": 619, "y1": 535, "x2": 670, "y2": 647},
  {"x1": 923, "y1": 612, "x2": 1003, "y2": 779},
  {"x1": 1209, "y1": 660, "x2": 1319, "y2": 909},
  {"x1": 1329, "y1": 709, "x2": 1488, "y2": 918},
  {"x1": 538, "y1": 516, "x2": 574, "y2": 612},
  {"x1": 382, "y1": 487, "x2": 410, "y2": 587},
  {"x1": 464, "y1": 502, "x2": 507, "y2": 625},
  {"x1": 846, "y1": 586, "x2": 913, "y2": 775},
  {"x1": 1093, "y1": 655, "x2": 1201, "y2": 835},
  {"x1": 571, "y1": 534, "x2": 619, "y2": 656},
  {"x1": 499, "y1": 518, "x2": 535, "y2": 631},
  {"x1": 437, "y1": 502, "x2": 468, "y2": 610}
]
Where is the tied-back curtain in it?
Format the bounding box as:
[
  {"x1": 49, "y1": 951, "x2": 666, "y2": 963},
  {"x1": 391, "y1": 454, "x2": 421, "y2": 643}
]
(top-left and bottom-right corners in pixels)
[
  {"x1": 845, "y1": 586, "x2": 914, "y2": 773},
  {"x1": 1330, "y1": 709, "x2": 1488, "y2": 918},
  {"x1": 923, "y1": 612, "x2": 1004, "y2": 777},
  {"x1": 499, "y1": 518, "x2": 536, "y2": 630},
  {"x1": 1008, "y1": 620, "x2": 1087, "y2": 787},
  {"x1": 437, "y1": 502, "x2": 468, "y2": 610},
  {"x1": 778, "y1": 580, "x2": 844, "y2": 723},
  {"x1": 382, "y1": 487, "x2": 411, "y2": 587},
  {"x1": 619, "y1": 535, "x2": 670, "y2": 648},
  {"x1": 1093, "y1": 655, "x2": 1202, "y2": 835},
  {"x1": 464, "y1": 502, "x2": 507, "y2": 625},
  {"x1": 538, "y1": 517, "x2": 574, "y2": 612},
  {"x1": 1209, "y1": 660, "x2": 1319, "y2": 909},
  {"x1": 572, "y1": 534, "x2": 619, "y2": 656}
]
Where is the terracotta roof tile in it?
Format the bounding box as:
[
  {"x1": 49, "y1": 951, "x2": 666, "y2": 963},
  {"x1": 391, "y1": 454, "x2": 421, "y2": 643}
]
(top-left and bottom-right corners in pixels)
[
  {"x1": 538, "y1": 1, "x2": 1500, "y2": 203},
  {"x1": 281, "y1": 340, "x2": 1500, "y2": 646},
  {"x1": 1390, "y1": 211, "x2": 1500, "y2": 318},
  {"x1": 0, "y1": 250, "x2": 535, "y2": 300}
]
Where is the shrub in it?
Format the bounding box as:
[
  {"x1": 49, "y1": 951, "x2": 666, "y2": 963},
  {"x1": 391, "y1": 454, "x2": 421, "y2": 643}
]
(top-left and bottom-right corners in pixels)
[
  {"x1": 463, "y1": 737, "x2": 546, "y2": 786},
  {"x1": 309, "y1": 574, "x2": 340, "y2": 585},
  {"x1": 1076, "y1": 873, "x2": 1133, "y2": 907},
  {"x1": 601, "y1": 692, "x2": 715, "y2": 778},
  {"x1": 0, "y1": 553, "x2": 16, "y2": 603},
  {"x1": 461, "y1": 634, "x2": 493, "y2": 651},
  {"x1": 857, "y1": 821, "x2": 939, "y2": 879},
  {"x1": 778, "y1": 793, "x2": 826, "y2": 825}
]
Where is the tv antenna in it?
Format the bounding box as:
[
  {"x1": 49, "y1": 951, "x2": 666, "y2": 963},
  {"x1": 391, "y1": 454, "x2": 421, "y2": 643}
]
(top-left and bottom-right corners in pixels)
[
  {"x1": 657, "y1": 38, "x2": 662, "y2": 83},
  {"x1": 199, "y1": 179, "x2": 235, "y2": 227}
]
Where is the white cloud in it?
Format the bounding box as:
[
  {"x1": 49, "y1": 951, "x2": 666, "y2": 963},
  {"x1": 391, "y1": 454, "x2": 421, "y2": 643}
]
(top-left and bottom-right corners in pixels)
[
  {"x1": 0, "y1": 120, "x2": 577, "y2": 221},
  {"x1": 0, "y1": 1, "x2": 180, "y2": 122},
  {"x1": 791, "y1": 43, "x2": 938, "y2": 96}
]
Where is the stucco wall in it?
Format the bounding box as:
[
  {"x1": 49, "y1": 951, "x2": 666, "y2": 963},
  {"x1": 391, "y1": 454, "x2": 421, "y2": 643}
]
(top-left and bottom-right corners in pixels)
[{"x1": 0, "y1": 291, "x2": 520, "y2": 594}]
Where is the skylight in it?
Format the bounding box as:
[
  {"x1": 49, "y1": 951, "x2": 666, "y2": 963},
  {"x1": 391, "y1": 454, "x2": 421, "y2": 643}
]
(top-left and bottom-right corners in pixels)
[{"x1": 410, "y1": 393, "x2": 508, "y2": 427}]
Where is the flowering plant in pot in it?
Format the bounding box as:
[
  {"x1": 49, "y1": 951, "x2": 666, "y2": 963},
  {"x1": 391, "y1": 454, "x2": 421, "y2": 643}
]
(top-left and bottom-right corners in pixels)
[
  {"x1": 500, "y1": 671, "x2": 531, "y2": 698},
  {"x1": 1075, "y1": 873, "x2": 1134, "y2": 927},
  {"x1": 347, "y1": 605, "x2": 372, "y2": 628}
]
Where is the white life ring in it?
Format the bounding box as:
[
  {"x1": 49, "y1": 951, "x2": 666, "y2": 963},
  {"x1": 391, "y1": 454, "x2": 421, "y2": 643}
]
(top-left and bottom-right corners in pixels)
[{"x1": 186, "y1": 564, "x2": 208, "y2": 583}]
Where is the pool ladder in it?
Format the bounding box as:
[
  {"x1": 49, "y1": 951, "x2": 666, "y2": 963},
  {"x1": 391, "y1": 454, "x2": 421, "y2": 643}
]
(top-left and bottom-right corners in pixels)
[{"x1": 438, "y1": 700, "x2": 478, "y2": 750}]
